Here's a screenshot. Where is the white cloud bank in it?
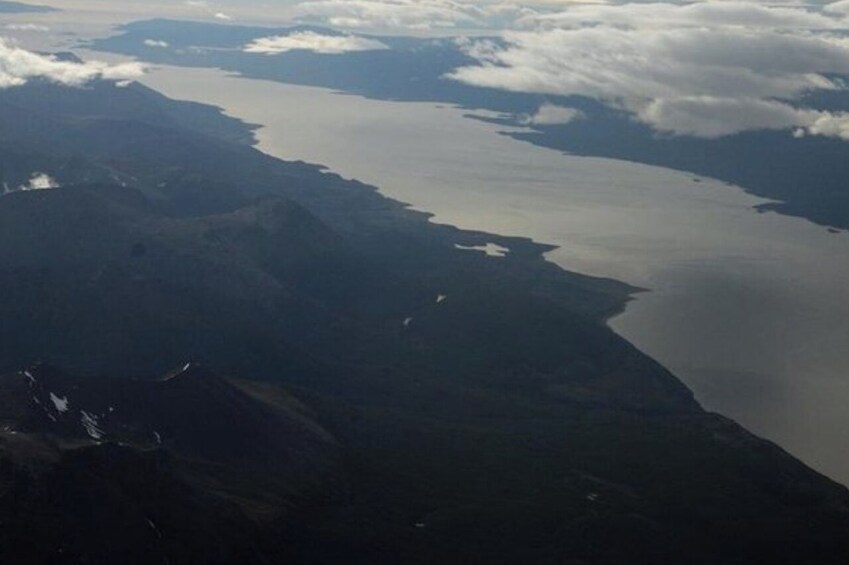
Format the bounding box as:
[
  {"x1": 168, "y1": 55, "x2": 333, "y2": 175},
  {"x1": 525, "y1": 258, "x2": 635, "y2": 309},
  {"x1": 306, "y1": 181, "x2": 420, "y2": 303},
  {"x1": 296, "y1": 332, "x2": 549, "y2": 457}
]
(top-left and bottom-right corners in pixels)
[
  {"x1": 244, "y1": 32, "x2": 389, "y2": 54},
  {"x1": 442, "y1": 1, "x2": 849, "y2": 139},
  {"x1": 520, "y1": 103, "x2": 583, "y2": 126},
  {"x1": 4, "y1": 24, "x2": 50, "y2": 32},
  {"x1": 0, "y1": 38, "x2": 145, "y2": 89},
  {"x1": 291, "y1": 0, "x2": 536, "y2": 30},
  {"x1": 184, "y1": 1, "x2": 234, "y2": 21},
  {"x1": 144, "y1": 39, "x2": 169, "y2": 48}
]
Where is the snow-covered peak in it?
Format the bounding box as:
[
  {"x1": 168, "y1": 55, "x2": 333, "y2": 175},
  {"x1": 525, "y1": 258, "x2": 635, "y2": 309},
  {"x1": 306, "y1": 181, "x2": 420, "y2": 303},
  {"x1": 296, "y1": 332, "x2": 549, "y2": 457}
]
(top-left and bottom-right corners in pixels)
[{"x1": 80, "y1": 411, "x2": 104, "y2": 441}]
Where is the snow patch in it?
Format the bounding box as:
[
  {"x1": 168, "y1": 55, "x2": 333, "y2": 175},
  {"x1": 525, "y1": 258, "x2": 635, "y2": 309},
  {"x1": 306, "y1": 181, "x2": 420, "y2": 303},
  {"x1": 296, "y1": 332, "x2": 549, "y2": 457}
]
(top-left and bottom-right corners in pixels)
[
  {"x1": 17, "y1": 173, "x2": 59, "y2": 192},
  {"x1": 23, "y1": 370, "x2": 35, "y2": 385},
  {"x1": 49, "y1": 393, "x2": 69, "y2": 413},
  {"x1": 454, "y1": 242, "x2": 509, "y2": 258},
  {"x1": 80, "y1": 411, "x2": 104, "y2": 440},
  {"x1": 153, "y1": 431, "x2": 162, "y2": 445},
  {"x1": 403, "y1": 317, "x2": 414, "y2": 328},
  {"x1": 146, "y1": 518, "x2": 162, "y2": 538},
  {"x1": 436, "y1": 294, "x2": 448, "y2": 304}
]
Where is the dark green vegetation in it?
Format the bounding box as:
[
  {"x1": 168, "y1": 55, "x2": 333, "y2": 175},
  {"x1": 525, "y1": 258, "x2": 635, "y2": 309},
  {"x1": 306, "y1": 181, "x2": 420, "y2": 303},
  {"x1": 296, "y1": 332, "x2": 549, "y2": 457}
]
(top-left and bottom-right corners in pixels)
[
  {"x1": 92, "y1": 19, "x2": 849, "y2": 229},
  {"x1": 0, "y1": 76, "x2": 848, "y2": 563},
  {"x1": 0, "y1": 1, "x2": 55, "y2": 13}
]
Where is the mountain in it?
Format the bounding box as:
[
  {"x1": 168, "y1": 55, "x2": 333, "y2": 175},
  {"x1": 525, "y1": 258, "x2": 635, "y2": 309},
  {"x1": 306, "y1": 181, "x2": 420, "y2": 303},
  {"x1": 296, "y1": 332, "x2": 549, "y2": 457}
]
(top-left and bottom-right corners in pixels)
[
  {"x1": 0, "y1": 73, "x2": 847, "y2": 563},
  {"x1": 0, "y1": 363, "x2": 336, "y2": 564}
]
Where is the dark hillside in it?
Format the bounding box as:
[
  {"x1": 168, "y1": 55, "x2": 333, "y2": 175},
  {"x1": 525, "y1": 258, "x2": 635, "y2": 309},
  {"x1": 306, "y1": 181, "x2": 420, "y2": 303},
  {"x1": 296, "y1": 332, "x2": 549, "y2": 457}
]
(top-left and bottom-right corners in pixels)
[{"x1": 0, "y1": 76, "x2": 846, "y2": 563}]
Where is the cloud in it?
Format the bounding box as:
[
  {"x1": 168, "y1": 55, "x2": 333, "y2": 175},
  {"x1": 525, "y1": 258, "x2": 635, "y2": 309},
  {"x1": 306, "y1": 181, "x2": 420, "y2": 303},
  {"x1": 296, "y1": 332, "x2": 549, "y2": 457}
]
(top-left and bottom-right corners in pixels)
[
  {"x1": 291, "y1": 0, "x2": 537, "y2": 30},
  {"x1": 637, "y1": 96, "x2": 816, "y2": 139},
  {"x1": 448, "y1": 2, "x2": 849, "y2": 139},
  {"x1": 806, "y1": 112, "x2": 849, "y2": 139},
  {"x1": 244, "y1": 32, "x2": 389, "y2": 54},
  {"x1": 184, "y1": 0, "x2": 233, "y2": 21},
  {"x1": 0, "y1": 38, "x2": 146, "y2": 89},
  {"x1": 4, "y1": 24, "x2": 50, "y2": 32},
  {"x1": 144, "y1": 39, "x2": 169, "y2": 48},
  {"x1": 520, "y1": 103, "x2": 583, "y2": 126},
  {"x1": 825, "y1": 0, "x2": 849, "y2": 15},
  {"x1": 519, "y1": 2, "x2": 844, "y2": 31}
]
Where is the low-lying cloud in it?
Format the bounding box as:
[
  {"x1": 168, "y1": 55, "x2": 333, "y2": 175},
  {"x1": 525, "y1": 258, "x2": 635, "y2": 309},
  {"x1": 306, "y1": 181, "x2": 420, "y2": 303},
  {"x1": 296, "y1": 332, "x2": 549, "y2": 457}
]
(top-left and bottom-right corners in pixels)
[
  {"x1": 0, "y1": 38, "x2": 145, "y2": 89},
  {"x1": 144, "y1": 39, "x2": 169, "y2": 48},
  {"x1": 244, "y1": 31, "x2": 389, "y2": 54},
  {"x1": 442, "y1": 1, "x2": 849, "y2": 139},
  {"x1": 4, "y1": 23, "x2": 50, "y2": 32},
  {"x1": 520, "y1": 103, "x2": 583, "y2": 126},
  {"x1": 291, "y1": 0, "x2": 535, "y2": 30},
  {"x1": 185, "y1": 0, "x2": 234, "y2": 21}
]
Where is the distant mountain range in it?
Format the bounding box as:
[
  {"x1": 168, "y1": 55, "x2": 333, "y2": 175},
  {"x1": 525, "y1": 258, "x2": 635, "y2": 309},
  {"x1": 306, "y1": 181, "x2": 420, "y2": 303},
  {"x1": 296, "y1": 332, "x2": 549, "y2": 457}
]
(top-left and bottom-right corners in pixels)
[{"x1": 0, "y1": 72, "x2": 847, "y2": 562}]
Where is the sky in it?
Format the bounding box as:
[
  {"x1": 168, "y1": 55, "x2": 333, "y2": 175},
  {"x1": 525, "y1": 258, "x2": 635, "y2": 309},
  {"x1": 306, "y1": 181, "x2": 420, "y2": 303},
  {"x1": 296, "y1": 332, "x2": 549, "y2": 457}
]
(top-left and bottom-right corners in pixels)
[{"x1": 7, "y1": 0, "x2": 849, "y2": 139}]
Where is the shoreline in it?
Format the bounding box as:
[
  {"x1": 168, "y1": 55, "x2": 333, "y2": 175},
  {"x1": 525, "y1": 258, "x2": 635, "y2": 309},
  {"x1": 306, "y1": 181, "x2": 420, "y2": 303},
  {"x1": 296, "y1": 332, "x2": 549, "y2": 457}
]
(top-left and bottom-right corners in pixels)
[{"x1": 129, "y1": 66, "x2": 849, "y2": 484}]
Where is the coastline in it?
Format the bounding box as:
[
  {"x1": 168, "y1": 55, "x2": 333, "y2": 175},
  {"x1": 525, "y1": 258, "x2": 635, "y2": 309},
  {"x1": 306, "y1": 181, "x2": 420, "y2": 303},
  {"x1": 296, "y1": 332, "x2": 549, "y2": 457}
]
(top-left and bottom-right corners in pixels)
[{"x1": 124, "y1": 65, "x2": 849, "y2": 484}]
